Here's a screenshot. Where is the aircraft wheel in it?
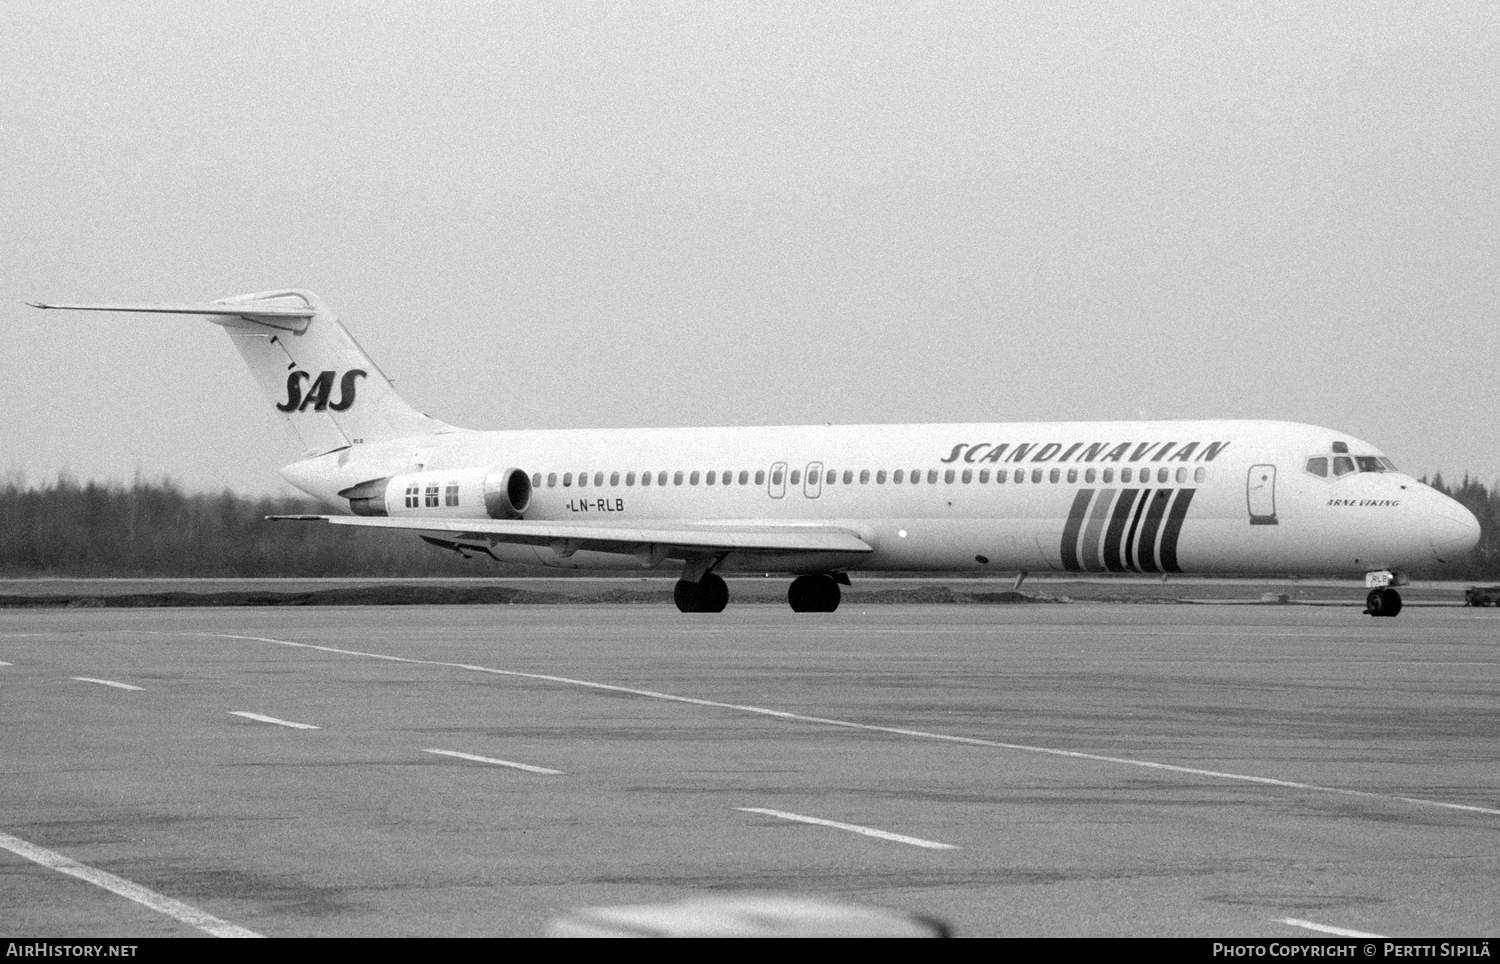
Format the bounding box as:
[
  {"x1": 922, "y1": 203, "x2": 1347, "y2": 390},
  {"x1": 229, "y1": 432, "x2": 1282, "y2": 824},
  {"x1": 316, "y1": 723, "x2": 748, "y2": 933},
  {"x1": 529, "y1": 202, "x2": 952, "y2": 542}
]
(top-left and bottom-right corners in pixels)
[
  {"x1": 699, "y1": 573, "x2": 729, "y2": 613},
  {"x1": 1365, "y1": 588, "x2": 1403, "y2": 617},
  {"x1": 788, "y1": 574, "x2": 841, "y2": 613},
  {"x1": 674, "y1": 579, "x2": 703, "y2": 613}
]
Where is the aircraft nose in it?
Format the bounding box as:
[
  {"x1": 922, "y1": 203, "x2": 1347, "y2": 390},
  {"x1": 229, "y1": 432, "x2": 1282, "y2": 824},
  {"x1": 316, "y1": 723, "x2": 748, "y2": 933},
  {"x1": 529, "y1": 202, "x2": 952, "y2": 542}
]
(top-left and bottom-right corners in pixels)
[{"x1": 1427, "y1": 498, "x2": 1481, "y2": 563}]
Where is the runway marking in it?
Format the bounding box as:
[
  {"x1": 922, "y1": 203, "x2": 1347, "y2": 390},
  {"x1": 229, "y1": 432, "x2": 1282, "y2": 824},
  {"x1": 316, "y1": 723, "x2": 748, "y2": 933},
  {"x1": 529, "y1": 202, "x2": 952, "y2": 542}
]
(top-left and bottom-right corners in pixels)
[
  {"x1": 70, "y1": 676, "x2": 143, "y2": 691},
  {"x1": 738, "y1": 807, "x2": 956, "y2": 850},
  {"x1": 0, "y1": 661, "x2": 11, "y2": 666},
  {"x1": 181, "y1": 634, "x2": 1500, "y2": 821},
  {"x1": 228, "y1": 711, "x2": 319, "y2": 730},
  {"x1": 0, "y1": 829, "x2": 262, "y2": 938},
  {"x1": 423, "y1": 748, "x2": 562, "y2": 774},
  {"x1": 1280, "y1": 917, "x2": 1384, "y2": 938}
]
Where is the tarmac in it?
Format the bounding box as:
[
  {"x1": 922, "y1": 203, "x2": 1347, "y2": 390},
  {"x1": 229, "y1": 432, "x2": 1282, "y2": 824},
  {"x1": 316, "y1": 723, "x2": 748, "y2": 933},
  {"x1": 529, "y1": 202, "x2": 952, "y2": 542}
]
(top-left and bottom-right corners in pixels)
[{"x1": 1, "y1": 597, "x2": 1496, "y2": 936}]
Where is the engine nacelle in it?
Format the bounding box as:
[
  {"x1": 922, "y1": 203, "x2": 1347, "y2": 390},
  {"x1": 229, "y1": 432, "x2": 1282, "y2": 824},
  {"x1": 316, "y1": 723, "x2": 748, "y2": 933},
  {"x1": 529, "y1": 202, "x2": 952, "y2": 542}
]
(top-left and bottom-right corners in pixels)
[{"x1": 339, "y1": 467, "x2": 531, "y2": 519}]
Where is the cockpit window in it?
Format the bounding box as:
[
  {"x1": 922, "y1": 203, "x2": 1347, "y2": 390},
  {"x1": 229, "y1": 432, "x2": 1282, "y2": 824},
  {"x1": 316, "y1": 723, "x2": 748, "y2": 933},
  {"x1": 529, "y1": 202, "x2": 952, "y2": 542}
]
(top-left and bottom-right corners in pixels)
[
  {"x1": 1308, "y1": 452, "x2": 1397, "y2": 480},
  {"x1": 1332, "y1": 456, "x2": 1356, "y2": 476},
  {"x1": 1380, "y1": 457, "x2": 1398, "y2": 471},
  {"x1": 1305, "y1": 457, "x2": 1328, "y2": 478},
  {"x1": 1355, "y1": 456, "x2": 1385, "y2": 472}
]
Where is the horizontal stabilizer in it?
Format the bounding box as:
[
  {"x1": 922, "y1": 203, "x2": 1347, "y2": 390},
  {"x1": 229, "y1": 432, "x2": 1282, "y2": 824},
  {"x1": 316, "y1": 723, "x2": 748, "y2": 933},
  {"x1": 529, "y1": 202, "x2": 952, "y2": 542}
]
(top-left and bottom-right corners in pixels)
[
  {"x1": 28, "y1": 301, "x2": 314, "y2": 332},
  {"x1": 270, "y1": 514, "x2": 874, "y2": 557}
]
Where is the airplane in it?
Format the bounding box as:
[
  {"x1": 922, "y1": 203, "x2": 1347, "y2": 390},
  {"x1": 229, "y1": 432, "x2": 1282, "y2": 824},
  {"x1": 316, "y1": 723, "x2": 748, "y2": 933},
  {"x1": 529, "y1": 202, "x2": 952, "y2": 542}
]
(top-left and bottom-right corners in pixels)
[{"x1": 29, "y1": 289, "x2": 1481, "y2": 617}]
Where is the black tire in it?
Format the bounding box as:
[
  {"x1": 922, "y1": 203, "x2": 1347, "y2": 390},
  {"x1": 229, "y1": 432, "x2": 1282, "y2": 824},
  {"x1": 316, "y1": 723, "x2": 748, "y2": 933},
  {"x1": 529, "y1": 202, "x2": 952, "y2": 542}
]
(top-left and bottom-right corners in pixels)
[
  {"x1": 674, "y1": 579, "x2": 703, "y2": 613},
  {"x1": 788, "y1": 574, "x2": 841, "y2": 613},
  {"x1": 1381, "y1": 588, "x2": 1403, "y2": 617},
  {"x1": 1365, "y1": 589, "x2": 1385, "y2": 617},
  {"x1": 699, "y1": 573, "x2": 729, "y2": 613}
]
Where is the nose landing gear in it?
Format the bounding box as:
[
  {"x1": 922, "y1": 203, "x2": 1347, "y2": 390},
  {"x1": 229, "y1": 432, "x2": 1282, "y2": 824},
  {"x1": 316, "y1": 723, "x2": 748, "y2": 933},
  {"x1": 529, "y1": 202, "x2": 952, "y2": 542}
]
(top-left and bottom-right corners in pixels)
[
  {"x1": 1365, "y1": 587, "x2": 1403, "y2": 617},
  {"x1": 1363, "y1": 570, "x2": 1407, "y2": 617}
]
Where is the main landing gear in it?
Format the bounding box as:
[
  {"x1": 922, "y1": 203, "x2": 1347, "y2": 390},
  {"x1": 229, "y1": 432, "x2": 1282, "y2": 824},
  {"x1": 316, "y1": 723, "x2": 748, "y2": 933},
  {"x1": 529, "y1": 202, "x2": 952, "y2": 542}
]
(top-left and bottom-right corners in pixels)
[
  {"x1": 787, "y1": 574, "x2": 842, "y2": 613},
  {"x1": 673, "y1": 572, "x2": 729, "y2": 613},
  {"x1": 1365, "y1": 588, "x2": 1403, "y2": 618},
  {"x1": 672, "y1": 571, "x2": 847, "y2": 613}
]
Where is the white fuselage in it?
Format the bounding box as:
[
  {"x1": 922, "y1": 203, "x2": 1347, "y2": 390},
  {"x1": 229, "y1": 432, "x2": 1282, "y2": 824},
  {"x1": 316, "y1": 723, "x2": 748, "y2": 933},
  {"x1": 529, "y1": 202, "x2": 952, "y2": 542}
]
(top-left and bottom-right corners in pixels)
[{"x1": 281, "y1": 418, "x2": 1476, "y2": 578}]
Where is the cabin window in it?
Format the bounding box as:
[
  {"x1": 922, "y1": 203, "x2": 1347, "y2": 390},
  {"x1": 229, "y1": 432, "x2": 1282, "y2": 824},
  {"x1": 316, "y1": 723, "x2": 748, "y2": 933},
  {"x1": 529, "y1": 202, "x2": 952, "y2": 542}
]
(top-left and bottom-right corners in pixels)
[
  {"x1": 405, "y1": 484, "x2": 420, "y2": 508},
  {"x1": 1155, "y1": 468, "x2": 1167, "y2": 483},
  {"x1": 705, "y1": 471, "x2": 715, "y2": 485},
  {"x1": 688, "y1": 470, "x2": 699, "y2": 485},
  {"x1": 562, "y1": 473, "x2": 573, "y2": 487},
  {"x1": 577, "y1": 472, "x2": 588, "y2": 488},
  {"x1": 927, "y1": 470, "x2": 938, "y2": 483},
  {"x1": 912, "y1": 470, "x2": 922, "y2": 485},
  {"x1": 844, "y1": 469, "x2": 855, "y2": 484},
  {"x1": 1121, "y1": 468, "x2": 1132, "y2": 483},
  {"x1": 873, "y1": 469, "x2": 884, "y2": 483},
  {"x1": 611, "y1": 471, "x2": 620, "y2": 486},
  {"x1": 425, "y1": 483, "x2": 440, "y2": 506},
  {"x1": 1013, "y1": 469, "x2": 1022, "y2": 484},
  {"x1": 790, "y1": 469, "x2": 801, "y2": 485},
  {"x1": 1031, "y1": 469, "x2": 1043, "y2": 483},
  {"x1": 657, "y1": 471, "x2": 668, "y2": 486},
  {"x1": 445, "y1": 483, "x2": 459, "y2": 507},
  {"x1": 1103, "y1": 468, "x2": 1113, "y2": 483},
  {"x1": 891, "y1": 469, "x2": 902, "y2": 483},
  {"x1": 944, "y1": 469, "x2": 955, "y2": 484},
  {"x1": 1084, "y1": 468, "x2": 1096, "y2": 483},
  {"x1": 1175, "y1": 467, "x2": 1187, "y2": 483},
  {"x1": 739, "y1": 470, "x2": 750, "y2": 485},
  {"x1": 825, "y1": 469, "x2": 836, "y2": 485},
  {"x1": 859, "y1": 469, "x2": 870, "y2": 484},
  {"x1": 961, "y1": 469, "x2": 972, "y2": 483},
  {"x1": 977, "y1": 469, "x2": 989, "y2": 483},
  {"x1": 1049, "y1": 468, "x2": 1060, "y2": 483},
  {"x1": 673, "y1": 471, "x2": 684, "y2": 486},
  {"x1": 546, "y1": 473, "x2": 557, "y2": 488},
  {"x1": 1195, "y1": 467, "x2": 1206, "y2": 483},
  {"x1": 531, "y1": 473, "x2": 541, "y2": 489},
  {"x1": 641, "y1": 471, "x2": 652, "y2": 487},
  {"x1": 1066, "y1": 469, "x2": 1077, "y2": 483}
]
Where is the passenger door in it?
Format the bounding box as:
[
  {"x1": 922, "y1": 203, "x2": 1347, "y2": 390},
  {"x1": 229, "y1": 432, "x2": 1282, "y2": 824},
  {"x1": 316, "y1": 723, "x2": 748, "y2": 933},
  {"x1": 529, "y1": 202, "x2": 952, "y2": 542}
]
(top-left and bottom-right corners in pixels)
[{"x1": 1247, "y1": 464, "x2": 1278, "y2": 525}]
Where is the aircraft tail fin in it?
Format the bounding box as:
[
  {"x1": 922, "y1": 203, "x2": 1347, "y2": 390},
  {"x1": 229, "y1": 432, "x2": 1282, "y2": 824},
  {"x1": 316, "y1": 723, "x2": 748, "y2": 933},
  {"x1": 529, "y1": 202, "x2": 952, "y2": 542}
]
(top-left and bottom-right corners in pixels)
[{"x1": 29, "y1": 289, "x2": 452, "y2": 454}]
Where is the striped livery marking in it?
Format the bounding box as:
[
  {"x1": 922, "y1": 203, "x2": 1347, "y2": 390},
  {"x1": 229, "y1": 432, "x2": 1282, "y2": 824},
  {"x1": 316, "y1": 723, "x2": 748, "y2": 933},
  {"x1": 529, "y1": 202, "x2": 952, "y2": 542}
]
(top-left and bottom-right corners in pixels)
[{"x1": 1060, "y1": 488, "x2": 1196, "y2": 574}]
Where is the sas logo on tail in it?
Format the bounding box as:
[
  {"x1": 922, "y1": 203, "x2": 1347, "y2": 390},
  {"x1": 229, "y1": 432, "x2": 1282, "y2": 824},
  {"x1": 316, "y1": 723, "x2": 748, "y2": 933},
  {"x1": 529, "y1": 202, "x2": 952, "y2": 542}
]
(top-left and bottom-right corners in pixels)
[{"x1": 277, "y1": 369, "x2": 366, "y2": 413}]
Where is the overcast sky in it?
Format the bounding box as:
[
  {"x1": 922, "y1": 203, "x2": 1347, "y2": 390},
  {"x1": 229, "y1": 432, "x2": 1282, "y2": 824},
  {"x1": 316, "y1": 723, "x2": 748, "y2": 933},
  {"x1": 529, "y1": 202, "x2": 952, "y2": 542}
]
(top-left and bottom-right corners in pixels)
[{"x1": 2, "y1": 1, "x2": 1497, "y2": 495}]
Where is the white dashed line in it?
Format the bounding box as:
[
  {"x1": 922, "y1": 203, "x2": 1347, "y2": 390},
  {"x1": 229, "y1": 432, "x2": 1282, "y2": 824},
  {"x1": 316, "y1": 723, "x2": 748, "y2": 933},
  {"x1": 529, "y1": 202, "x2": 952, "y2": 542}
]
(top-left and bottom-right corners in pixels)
[
  {"x1": 180, "y1": 633, "x2": 1500, "y2": 821},
  {"x1": 1280, "y1": 917, "x2": 1385, "y2": 938},
  {"x1": 738, "y1": 808, "x2": 957, "y2": 850},
  {"x1": 0, "y1": 661, "x2": 12, "y2": 666},
  {"x1": 228, "y1": 711, "x2": 319, "y2": 730},
  {"x1": 70, "y1": 676, "x2": 143, "y2": 691},
  {"x1": 422, "y1": 749, "x2": 562, "y2": 774},
  {"x1": 0, "y1": 830, "x2": 262, "y2": 938}
]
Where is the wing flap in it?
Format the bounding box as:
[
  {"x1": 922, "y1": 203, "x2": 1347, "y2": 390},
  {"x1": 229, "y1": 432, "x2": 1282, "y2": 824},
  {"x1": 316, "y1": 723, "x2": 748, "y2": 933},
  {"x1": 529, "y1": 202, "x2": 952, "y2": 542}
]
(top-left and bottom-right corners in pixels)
[{"x1": 270, "y1": 514, "x2": 874, "y2": 556}]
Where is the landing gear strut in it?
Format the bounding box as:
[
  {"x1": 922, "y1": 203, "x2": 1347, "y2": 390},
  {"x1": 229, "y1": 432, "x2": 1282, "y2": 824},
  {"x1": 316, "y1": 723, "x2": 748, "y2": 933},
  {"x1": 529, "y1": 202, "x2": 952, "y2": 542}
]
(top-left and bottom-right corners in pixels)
[
  {"x1": 788, "y1": 574, "x2": 841, "y2": 612},
  {"x1": 1365, "y1": 587, "x2": 1403, "y2": 618},
  {"x1": 674, "y1": 572, "x2": 729, "y2": 613}
]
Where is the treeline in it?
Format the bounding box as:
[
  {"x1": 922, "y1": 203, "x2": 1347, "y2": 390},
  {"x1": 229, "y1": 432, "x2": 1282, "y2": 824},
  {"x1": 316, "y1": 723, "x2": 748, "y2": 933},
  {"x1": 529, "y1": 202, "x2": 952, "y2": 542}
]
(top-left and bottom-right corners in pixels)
[
  {"x1": 0, "y1": 476, "x2": 520, "y2": 577},
  {"x1": 1, "y1": 473, "x2": 1497, "y2": 579},
  {"x1": 1420, "y1": 473, "x2": 1499, "y2": 579}
]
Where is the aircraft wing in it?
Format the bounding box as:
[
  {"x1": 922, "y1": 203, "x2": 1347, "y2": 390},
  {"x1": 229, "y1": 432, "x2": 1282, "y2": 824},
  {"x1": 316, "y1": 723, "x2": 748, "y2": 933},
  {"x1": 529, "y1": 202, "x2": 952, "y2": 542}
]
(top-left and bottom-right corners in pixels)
[{"x1": 270, "y1": 514, "x2": 874, "y2": 558}]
